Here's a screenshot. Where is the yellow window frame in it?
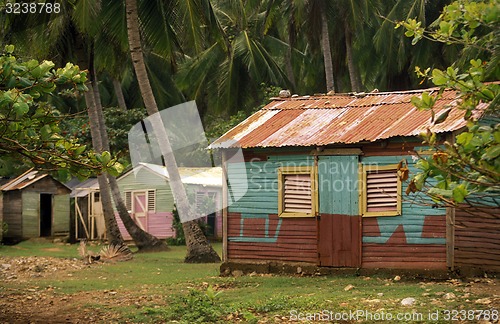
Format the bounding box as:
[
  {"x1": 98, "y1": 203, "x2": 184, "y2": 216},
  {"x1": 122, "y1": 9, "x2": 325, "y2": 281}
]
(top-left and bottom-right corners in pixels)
[
  {"x1": 278, "y1": 166, "x2": 318, "y2": 217},
  {"x1": 359, "y1": 164, "x2": 402, "y2": 217}
]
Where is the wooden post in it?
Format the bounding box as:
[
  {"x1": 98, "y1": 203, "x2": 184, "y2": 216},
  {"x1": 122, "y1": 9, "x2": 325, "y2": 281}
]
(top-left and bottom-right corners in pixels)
[
  {"x1": 221, "y1": 151, "x2": 228, "y2": 262},
  {"x1": 75, "y1": 198, "x2": 90, "y2": 239},
  {"x1": 446, "y1": 207, "x2": 455, "y2": 270},
  {"x1": 75, "y1": 198, "x2": 78, "y2": 240}
]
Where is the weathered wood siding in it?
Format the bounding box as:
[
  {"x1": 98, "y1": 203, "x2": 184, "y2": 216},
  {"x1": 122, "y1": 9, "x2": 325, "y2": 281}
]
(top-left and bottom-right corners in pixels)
[
  {"x1": 0, "y1": 192, "x2": 3, "y2": 241},
  {"x1": 227, "y1": 155, "x2": 318, "y2": 262},
  {"x1": 1, "y1": 176, "x2": 70, "y2": 240},
  {"x1": 454, "y1": 207, "x2": 500, "y2": 272},
  {"x1": 22, "y1": 191, "x2": 40, "y2": 238},
  {"x1": 1, "y1": 191, "x2": 23, "y2": 239},
  {"x1": 317, "y1": 155, "x2": 361, "y2": 267},
  {"x1": 23, "y1": 176, "x2": 70, "y2": 195},
  {"x1": 53, "y1": 194, "x2": 70, "y2": 235},
  {"x1": 361, "y1": 155, "x2": 447, "y2": 270}
]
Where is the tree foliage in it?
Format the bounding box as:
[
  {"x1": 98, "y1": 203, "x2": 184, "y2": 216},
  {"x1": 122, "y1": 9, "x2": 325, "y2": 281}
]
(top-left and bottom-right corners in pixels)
[
  {"x1": 401, "y1": 0, "x2": 499, "y2": 209},
  {"x1": 0, "y1": 45, "x2": 122, "y2": 179}
]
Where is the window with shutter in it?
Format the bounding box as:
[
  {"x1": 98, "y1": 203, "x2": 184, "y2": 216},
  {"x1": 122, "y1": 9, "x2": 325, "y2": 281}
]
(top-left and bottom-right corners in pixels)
[
  {"x1": 125, "y1": 191, "x2": 132, "y2": 211},
  {"x1": 147, "y1": 190, "x2": 156, "y2": 212},
  {"x1": 278, "y1": 166, "x2": 317, "y2": 217},
  {"x1": 362, "y1": 165, "x2": 401, "y2": 217},
  {"x1": 195, "y1": 191, "x2": 217, "y2": 217}
]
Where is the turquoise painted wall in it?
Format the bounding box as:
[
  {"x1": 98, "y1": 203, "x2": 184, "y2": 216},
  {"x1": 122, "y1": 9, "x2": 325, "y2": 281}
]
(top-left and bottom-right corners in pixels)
[
  {"x1": 228, "y1": 155, "x2": 313, "y2": 243},
  {"x1": 360, "y1": 155, "x2": 446, "y2": 245},
  {"x1": 228, "y1": 152, "x2": 446, "y2": 246},
  {"x1": 318, "y1": 155, "x2": 359, "y2": 215}
]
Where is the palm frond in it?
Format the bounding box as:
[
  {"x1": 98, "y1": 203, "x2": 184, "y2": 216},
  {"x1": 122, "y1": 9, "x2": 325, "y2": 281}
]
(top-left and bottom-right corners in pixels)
[{"x1": 99, "y1": 244, "x2": 133, "y2": 262}]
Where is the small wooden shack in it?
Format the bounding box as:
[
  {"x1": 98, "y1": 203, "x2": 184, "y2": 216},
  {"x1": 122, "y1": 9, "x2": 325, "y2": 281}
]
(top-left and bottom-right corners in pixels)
[
  {"x1": 67, "y1": 178, "x2": 106, "y2": 240},
  {"x1": 210, "y1": 86, "x2": 500, "y2": 273},
  {"x1": 115, "y1": 163, "x2": 223, "y2": 240},
  {"x1": 0, "y1": 169, "x2": 71, "y2": 242}
]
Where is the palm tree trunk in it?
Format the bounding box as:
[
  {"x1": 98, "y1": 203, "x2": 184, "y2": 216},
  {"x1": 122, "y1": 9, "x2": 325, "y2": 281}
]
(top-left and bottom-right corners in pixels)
[
  {"x1": 113, "y1": 78, "x2": 127, "y2": 110},
  {"x1": 125, "y1": 0, "x2": 220, "y2": 262},
  {"x1": 285, "y1": 0, "x2": 297, "y2": 91},
  {"x1": 320, "y1": 9, "x2": 334, "y2": 92},
  {"x1": 85, "y1": 84, "x2": 129, "y2": 249},
  {"x1": 92, "y1": 69, "x2": 169, "y2": 252},
  {"x1": 344, "y1": 23, "x2": 362, "y2": 92}
]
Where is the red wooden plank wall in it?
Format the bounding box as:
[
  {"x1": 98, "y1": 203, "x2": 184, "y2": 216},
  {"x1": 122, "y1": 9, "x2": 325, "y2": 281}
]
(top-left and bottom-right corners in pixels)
[
  {"x1": 318, "y1": 214, "x2": 361, "y2": 267},
  {"x1": 227, "y1": 213, "x2": 318, "y2": 263},
  {"x1": 454, "y1": 207, "x2": 500, "y2": 272},
  {"x1": 362, "y1": 218, "x2": 447, "y2": 270}
]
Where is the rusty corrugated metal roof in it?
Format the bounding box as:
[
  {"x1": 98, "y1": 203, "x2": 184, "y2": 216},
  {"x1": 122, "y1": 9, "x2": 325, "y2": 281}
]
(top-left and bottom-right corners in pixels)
[
  {"x1": 0, "y1": 169, "x2": 49, "y2": 191},
  {"x1": 209, "y1": 87, "x2": 489, "y2": 149}
]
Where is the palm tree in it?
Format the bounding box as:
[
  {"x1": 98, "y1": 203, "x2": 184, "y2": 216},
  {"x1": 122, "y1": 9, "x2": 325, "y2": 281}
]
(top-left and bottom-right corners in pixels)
[
  {"x1": 88, "y1": 57, "x2": 168, "y2": 252},
  {"x1": 7, "y1": 0, "x2": 168, "y2": 251},
  {"x1": 85, "y1": 70, "x2": 129, "y2": 249},
  {"x1": 371, "y1": 0, "x2": 452, "y2": 90},
  {"x1": 177, "y1": 0, "x2": 289, "y2": 115},
  {"x1": 125, "y1": 0, "x2": 220, "y2": 263}
]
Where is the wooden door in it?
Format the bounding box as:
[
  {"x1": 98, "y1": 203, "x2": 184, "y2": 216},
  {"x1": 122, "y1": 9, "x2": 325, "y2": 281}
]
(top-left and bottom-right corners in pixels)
[
  {"x1": 132, "y1": 192, "x2": 148, "y2": 231},
  {"x1": 317, "y1": 155, "x2": 361, "y2": 267}
]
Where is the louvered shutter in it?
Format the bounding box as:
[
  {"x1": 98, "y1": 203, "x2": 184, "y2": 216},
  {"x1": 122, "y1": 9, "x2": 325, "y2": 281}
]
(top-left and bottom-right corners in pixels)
[
  {"x1": 195, "y1": 191, "x2": 205, "y2": 217},
  {"x1": 147, "y1": 190, "x2": 156, "y2": 211},
  {"x1": 366, "y1": 170, "x2": 398, "y2": 212},
  {"x1": 125, "y1": 191, "x2": 132, "y2": 210},
  {"x1": 283, "y1": 174, "x2": 312, "y2": 213}
]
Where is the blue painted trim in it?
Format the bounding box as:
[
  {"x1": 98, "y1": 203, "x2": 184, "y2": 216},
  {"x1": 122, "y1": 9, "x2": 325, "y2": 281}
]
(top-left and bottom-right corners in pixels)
[
  {"x1": 363, "y1": 236, "x2": 445, "y2": 245},
  {"x1": 232, "y1": 215, "x2": 283, "y2": 243}
]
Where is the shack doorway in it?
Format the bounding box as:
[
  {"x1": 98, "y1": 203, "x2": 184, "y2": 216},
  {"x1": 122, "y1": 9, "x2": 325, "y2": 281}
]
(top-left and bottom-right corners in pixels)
[
  {"x1": 317, "y1": 155, "x2": 361, "y2": 267},
  {"x1": 206, "y1": 212, "x2": 216, "y2": 237},
  {"x1": 40, "y1": 194, "x2": 53, "y2": 237}
]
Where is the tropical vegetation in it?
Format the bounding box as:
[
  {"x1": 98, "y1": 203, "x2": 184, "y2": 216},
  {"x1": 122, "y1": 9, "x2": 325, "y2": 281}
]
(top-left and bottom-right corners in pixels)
[
  {"x1": 401, "y1": 0, "x2": 499, "y2": 211},
  {"x1": 0, "y1": 0, "x2": 498, "y2": 254}
]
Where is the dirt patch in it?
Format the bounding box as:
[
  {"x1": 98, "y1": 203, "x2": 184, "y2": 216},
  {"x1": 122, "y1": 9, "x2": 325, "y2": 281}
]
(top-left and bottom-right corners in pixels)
[
  {"x1": 0, "y1": 256, "x2": 89, "y2": 282},
  {"x1": 1, "y1": 256, "x2": 499, "y2": 323},
  {"x1": 0, "y1": 256, "x2": 166, "y2": 323}
]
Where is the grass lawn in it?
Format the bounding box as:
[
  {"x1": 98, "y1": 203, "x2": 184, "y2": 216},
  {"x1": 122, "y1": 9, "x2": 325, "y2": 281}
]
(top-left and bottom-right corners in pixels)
[{"x1": 0, "y1": 241, "x2": 497, "y2": 323}]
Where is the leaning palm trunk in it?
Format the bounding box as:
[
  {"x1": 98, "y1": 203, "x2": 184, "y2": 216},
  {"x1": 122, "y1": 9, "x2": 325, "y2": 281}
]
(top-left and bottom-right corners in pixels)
[
  {"x1": 125, "y1": 0, "x2": 220, "y2": 262},
  {"x1": 91, "y1": 71, "x2": 168, "y2": 252},
  {"x1": 113, "y1": 78, "x2": 127, "y2": 110},
  {"x1": 85, "y1": 85, "x2": 129, "y2": 250}
]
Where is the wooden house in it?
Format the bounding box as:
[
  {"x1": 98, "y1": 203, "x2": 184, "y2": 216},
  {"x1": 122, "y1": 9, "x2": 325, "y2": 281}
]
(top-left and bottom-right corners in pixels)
[
  {"x1": 210, "y1": 87, "x2": 500, "y2": 272},
  {"x1": 67, "y1": 178, "x2": 106, "y2": 240},
  {"x1": 0, "y1": 169, "x2": 71, "y2": 242},
  {"x1": 115, "y1": 163, "x2": 223, "y2": 240}
]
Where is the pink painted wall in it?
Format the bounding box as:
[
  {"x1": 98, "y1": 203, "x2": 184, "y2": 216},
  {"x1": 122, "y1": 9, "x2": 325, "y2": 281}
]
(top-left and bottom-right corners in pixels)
[{"x1": 115, "y1": 212, "x2": 174, "y2": 241}]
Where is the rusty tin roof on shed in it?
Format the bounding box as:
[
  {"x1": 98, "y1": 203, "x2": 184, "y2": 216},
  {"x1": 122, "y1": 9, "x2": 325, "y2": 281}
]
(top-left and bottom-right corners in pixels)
[
  {"x1": 209, "y1": 87, "x2": 488, "y2": 149},
  {"x1": 0, "y1": 169, "x2": 49, "y2": 191}
]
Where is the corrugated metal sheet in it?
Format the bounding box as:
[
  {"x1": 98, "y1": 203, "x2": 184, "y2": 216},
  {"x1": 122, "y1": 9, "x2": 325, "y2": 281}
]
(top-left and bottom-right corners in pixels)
[
  {"x1": 69, "y1": 178, "x2": 99, "y2": 198},
  {"x1": 1, "y1": 169, "x2": 49, "y2": 191},
  {"x1": 138, "y1": 163, "x2": 222, "y2": 187},
  {"x1": 210, "y1": 87, "x2": 489, "y2": 149}
]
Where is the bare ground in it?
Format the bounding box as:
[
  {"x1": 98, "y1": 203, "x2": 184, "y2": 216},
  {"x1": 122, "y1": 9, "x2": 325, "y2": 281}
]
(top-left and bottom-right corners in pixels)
[
  {"x1": 0, "y1": 255, "x2": 162, "y2": 323},
  {"x1": 0, "y1": 255, "x2": 499, "y2": 323}
]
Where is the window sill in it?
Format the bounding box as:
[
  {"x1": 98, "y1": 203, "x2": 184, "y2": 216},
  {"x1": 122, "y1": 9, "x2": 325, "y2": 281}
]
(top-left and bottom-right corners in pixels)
[
  {"x1": 362, "y1": 211, "x2": 401, "y2": 217},
  {"x1": 279, "y1": 212, "x2": 315, "y2": 218}
]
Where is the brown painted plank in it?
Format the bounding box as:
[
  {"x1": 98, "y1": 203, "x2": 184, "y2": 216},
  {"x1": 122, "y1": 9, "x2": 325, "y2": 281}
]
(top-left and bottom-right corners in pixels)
[
  {"x1": 455, "y1": 241, "x2": 500, "y2": 251},
  {"x1": 362, "y1": 261, "x2": 446, "y2": 269}
]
